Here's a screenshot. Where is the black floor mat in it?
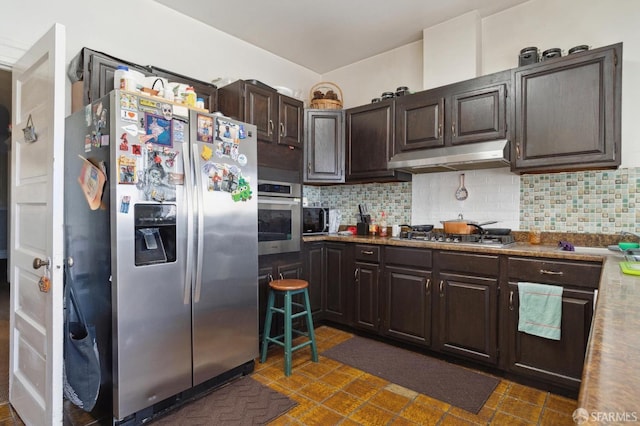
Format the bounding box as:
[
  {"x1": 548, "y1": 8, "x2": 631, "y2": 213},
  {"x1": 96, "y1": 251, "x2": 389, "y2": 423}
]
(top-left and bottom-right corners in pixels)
[
  {"x1": 152, "y1": 376, "x2": 296, "y2": 425},
  {"x1": 322, "y1": 336, "x2": 499, "y2": 414}
]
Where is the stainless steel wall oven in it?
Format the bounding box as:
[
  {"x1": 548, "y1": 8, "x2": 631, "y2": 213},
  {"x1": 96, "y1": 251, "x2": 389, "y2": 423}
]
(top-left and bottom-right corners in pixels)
[{"x1": 257, "y1": 180, "x2": 301, "y2": 255}]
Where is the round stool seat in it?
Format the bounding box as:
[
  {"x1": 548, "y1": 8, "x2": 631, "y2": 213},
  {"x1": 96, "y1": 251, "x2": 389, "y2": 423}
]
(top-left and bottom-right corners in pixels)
[{"x1": 269, "y1": 279, "x2": 309, "y2": 291}]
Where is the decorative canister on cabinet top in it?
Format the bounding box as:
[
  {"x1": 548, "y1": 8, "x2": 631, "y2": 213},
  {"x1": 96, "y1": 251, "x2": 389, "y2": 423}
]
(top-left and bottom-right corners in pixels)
[{"x1": 518, "y1": 46, "x2": 539, "y2": 66}]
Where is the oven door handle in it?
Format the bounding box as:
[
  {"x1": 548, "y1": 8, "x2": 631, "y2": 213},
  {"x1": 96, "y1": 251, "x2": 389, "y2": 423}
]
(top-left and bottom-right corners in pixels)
[{"x1": 258, "y1": 197, "x2": 301, "y2": 206}]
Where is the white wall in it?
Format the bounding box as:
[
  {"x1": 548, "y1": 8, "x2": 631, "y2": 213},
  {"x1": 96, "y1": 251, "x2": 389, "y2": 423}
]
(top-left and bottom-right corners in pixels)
[
  {"x1": 423, "y1": 11, "x2": 481, "y2": 89},
  {"x1": 321, "y1": 41, "x2": 423, "y2": 109},
  {"x1": 0, "y1": 0, "x2": 320, "y2": 113}
]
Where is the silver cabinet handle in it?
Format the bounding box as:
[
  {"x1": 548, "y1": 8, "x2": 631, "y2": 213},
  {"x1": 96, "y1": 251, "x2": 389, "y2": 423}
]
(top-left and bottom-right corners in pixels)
[
  {"x1": 439, "y1": 280, "x2": 444, "y2": 296},
  {"x1": 425, "y1": 278, "x2": 431, "y2": 292},
  {"x1": 540, "y1": 269, "x2": 564, "y2": 276},
  {"x1": 280, "y1": 122, "x2": 285, "y2": 137},
  {"x1": 354, "y1": 268, "x2": 359, "y2": 281},
  {"x1": 509, "y1": 290, "x2": 514, "y2": 311},
  {"x1": 452, "y1": 123, "x2": 456, "y2": 136},
  {"x1": 268, "y1": 120, "x2": 274, "y2": 136},
  {"x1": 279, "y1": 273, "x2": 284, "y2": 280},
  {"x1": 268, "y1": 274, "x2": 274, "y2": 282},
  {"x1": 361, "y1": 250, "x2": 374, "y2": 255}
]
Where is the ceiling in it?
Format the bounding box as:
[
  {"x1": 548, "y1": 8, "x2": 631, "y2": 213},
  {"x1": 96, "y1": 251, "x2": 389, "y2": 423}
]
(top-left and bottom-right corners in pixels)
[{"x1": 153, "y1": 0, "x2": 529, "y2": 74}]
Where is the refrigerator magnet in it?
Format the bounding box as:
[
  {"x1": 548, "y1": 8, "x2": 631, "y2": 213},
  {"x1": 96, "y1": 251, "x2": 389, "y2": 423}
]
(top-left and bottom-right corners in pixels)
[
  {"x1": 197, "y1": 114, "x2": 214, "y2": 143},
  {"x1": 77, "y1": 155, "x2": 107, "y2": 210},
  {"x1": 118, "y1": 155, "x2": 137, "y2": 184},
  {"x1": 142, "y1": 112, "x2": 172, "y2": 147},
  {"x1": 119, "y1": 92, "x2": 138, "y2": 111},
  {"x1": 100, "y1": 134, "x2": 110, "y2": 147},
  {"x1": 120, "y1": 196, "x2": 131, "y2": 214},
  {"x1": 84, "y1": 135, "x2": 92, "y2": 152},
  {"x1": 121, "y1": 124, "x2": 140, "y2": 137},
  {"x1": 132, "y1": 144, "x2": 141, "y2": 156},
  {"x1": 119, "y1": 133, "x2": 129, "y2": 151},
  {"x1": 121, "y1": 109, "x2": 138, "y2": 123},
  {"x1": 200, "y1": 144, "x2": 213, "y2": 161}
]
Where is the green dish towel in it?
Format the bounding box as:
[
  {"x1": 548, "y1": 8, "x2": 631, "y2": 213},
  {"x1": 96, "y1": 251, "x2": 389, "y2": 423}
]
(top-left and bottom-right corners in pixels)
[{"x1": 517, "y1": 282, "x2": 563, "y2": 340}]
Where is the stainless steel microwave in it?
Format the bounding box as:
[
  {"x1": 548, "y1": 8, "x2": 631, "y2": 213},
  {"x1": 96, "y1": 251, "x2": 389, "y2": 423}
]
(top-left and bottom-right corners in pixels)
[
  {"x1": 303, "y1": 207, "x2": 329, "y2": 235},
  {"x1": 257, "y1": 180, "x2": 301, "y2": 255}
]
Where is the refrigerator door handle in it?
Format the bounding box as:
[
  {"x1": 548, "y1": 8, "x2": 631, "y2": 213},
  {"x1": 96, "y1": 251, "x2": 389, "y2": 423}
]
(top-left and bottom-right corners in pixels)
[
  {"x1": 192, "y1": 143, "x2": 205, "y2": 303},
  {"x1": 183, "y1": 144, "x2": 194, "y2": 305}
]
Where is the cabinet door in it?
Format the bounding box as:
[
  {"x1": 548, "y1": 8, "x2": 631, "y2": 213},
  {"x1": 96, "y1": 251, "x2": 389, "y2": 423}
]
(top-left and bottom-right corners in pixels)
[
  {"x1": 506, "y1": 283, "x2": 594, "y2": 389},
  {"x1": 304, "y1": 109, "x2": 345, "y2": 183},
  {"x1": 325, "y1": 243, "x2": 350, "y2": 324},
  {"x1": 258, "y1": 266, "x2": 276, "y2": 339},
  {"x1": 87, "y1": 50, "x2": 151, "y2": 104},
  {"x1": 436, "y1": 273, "x2": 498, "y2": 365},
  {"x1": 279, "y1": 95, "x2": 303, "y2": 147},
  {"x1": 513, "y1": 44, "x2": 621, "y2": 172},
  {"x1": 354, "y1": 262, "x2": 379, "y2": 332},
  {"x1": 345, "y1": 100, "x2": 397, "y2": 181},
  {"x1": 450, "y1": 84, "x2": 506, "y2": 145},
  {"x1": 383, "y1": 267, "x2": 432, "y2": 346},
  {"x1": 395, "y1": 92, "x2": 445, "y2": 151},
  {"x1": 245, "y1": 84, "x2": 277, "y2": 144},
  {"x1": 276, "y1": 261, "x2": 302, "y2": 280},
  {"x1": 304, "y1": 243, "x2": 324, "y2": 318}
]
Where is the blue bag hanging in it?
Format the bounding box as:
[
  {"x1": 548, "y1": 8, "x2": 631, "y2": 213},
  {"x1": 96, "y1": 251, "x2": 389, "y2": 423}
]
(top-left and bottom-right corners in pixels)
[{"x1": 63, "y1": 270, "x2": 100, "y2": 412}]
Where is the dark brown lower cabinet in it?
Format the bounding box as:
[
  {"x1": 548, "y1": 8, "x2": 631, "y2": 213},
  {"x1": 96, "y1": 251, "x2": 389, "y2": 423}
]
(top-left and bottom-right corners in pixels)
[
  {"x1": 354, "y1": 261, "x2": 380, "y2": 332},
  {"x1": 382, "y1": 266, "x2": 432, "y2": 346},
  {"x1": 324, "y1": 243, "x2": 350, "y2": 325},
  {"x1": 304, "y1": 242, "x2": 324, "y2": 319},
  {"x1": 506, "y1": 283, "x2": 594, "y2": 390},
  {"x1": 435, "y1": 251, "x2": 500, "y2": 365},
  {"x1": 436, "y1": 273, "x2": 499, "y2": 365}
]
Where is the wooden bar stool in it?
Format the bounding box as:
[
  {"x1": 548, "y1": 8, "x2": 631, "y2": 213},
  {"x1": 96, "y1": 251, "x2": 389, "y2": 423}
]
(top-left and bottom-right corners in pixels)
[{"x1": 260, "y1": 278, "x2": 318, "y2": 376}]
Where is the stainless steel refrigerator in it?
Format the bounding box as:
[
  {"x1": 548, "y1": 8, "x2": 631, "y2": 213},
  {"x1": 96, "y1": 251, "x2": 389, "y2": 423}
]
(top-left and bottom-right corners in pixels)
[{"x1": 64, "y1": 90, "x2": 258, "y2": 423}]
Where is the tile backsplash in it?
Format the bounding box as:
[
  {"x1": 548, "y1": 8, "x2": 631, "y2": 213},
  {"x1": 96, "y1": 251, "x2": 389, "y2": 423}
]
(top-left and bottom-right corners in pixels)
[
  {"x1": 520, "y1": 168, "x2": 640, "y2": 234},
  {"x1": 304, "y1": 167, "x2": 639, "y2": 235},
  {"x1": 303, "y1": 182, "x2": 411, "y2": 225}
]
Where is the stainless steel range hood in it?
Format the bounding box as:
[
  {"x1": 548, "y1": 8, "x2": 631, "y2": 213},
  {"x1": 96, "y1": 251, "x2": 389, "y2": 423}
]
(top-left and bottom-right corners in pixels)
[{"x1": 387, "y1": 139, "x2": 511, "y2": 173}]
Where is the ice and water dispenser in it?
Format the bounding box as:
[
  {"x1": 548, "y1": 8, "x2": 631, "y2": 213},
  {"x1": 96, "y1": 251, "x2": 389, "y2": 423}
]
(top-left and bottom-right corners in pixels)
[{"x1": 134, "y1": 204, "x2": 177, "y2": 266}]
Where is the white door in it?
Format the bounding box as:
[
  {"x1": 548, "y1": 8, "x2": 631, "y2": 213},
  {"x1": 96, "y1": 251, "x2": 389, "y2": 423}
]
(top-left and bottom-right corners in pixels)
[{"x1": 9, "y1": 23, "x2": 65, "y2": 425}]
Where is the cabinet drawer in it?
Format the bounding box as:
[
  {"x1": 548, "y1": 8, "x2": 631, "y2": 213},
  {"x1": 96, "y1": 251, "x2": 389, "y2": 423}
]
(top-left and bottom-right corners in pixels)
[
  {"x1": 385, "y1": 246, "x2": 432, "y2": 269},
  {"x1": 508, "y1": 257, "x2": 601, "y2": 289},
  {"x1": 437, "y1": 251, "x2": 499, "y2": 277},
  {"x1": 354, "y1": 244, "x2": 381, "y2": 263}
]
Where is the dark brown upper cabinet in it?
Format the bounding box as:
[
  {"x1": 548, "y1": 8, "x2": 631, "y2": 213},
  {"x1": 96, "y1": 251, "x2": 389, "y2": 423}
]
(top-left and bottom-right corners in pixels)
[
  {"x1": 70, "y1": 48, "x2": 218, "y2": 112},
  {"x1": 345, "y1": 100, "x2": 411, "y2": 183},
  {"x1": 512, "y1": 43, "x2": 622, "y2": 173},
  {"x1": 304, "y1": 109, "x2": 345, "y2": 183},
  {"x1": 395, "y1": 70, "x2": 509, "y2": 152},
  {"x1": 218, "y1": 80, "x2": 303, "y2": 172}
]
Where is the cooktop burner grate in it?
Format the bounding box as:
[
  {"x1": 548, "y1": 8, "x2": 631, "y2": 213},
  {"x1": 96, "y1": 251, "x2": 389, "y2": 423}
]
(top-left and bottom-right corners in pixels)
[{"x1": 399, "y1": 231, "x2": 515, "y2": 246}]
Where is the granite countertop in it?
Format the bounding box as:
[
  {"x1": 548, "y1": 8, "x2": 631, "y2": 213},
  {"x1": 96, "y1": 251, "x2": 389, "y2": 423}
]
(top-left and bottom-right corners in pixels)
[{"x1": 303, "y1": 234, "x2": 639, "y2": 419}]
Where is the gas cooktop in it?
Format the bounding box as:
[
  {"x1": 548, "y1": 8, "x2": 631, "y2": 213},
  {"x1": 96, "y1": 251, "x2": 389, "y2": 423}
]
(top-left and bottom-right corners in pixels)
[{"x1": 398, "y1": 231, "x2": 515, "y2": 247}]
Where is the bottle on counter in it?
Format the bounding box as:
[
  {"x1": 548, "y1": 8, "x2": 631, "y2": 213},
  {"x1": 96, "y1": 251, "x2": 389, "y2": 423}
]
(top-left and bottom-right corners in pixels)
[{"x1": 379, "y1": 211, "x2": 388, "y2": 237}]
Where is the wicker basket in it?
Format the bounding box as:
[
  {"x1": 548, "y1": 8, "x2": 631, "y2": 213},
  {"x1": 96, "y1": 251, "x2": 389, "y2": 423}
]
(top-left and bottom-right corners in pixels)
[{"x1": 309, "y1": 82, "x2": 343, "y2": 110}]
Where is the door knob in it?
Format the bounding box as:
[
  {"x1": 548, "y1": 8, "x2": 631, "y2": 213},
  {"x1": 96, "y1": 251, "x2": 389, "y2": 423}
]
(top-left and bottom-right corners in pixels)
[{"x1": 32, "y1": 257, "x2": 50, "y2": 269}]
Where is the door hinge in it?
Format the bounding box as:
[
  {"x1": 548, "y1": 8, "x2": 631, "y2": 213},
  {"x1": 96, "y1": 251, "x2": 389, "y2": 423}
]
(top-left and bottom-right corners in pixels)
[{"x1": 614, "y1": 52, "x2": 618, "y2": 66}]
